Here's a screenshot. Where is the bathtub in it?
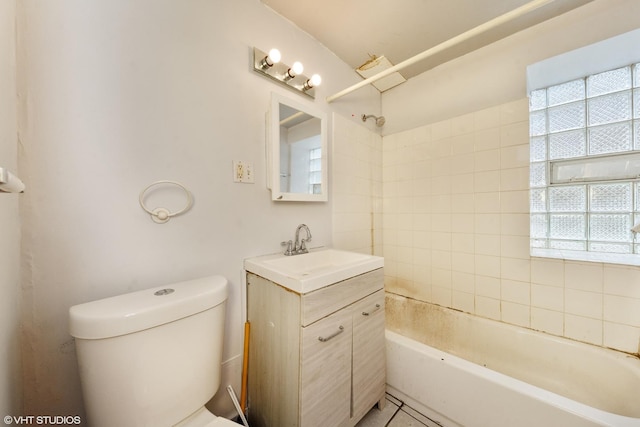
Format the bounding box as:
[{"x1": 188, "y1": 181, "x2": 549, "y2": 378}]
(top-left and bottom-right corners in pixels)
[{"x1": 385, "y1": 296, "x2": 640, "y2": 427}]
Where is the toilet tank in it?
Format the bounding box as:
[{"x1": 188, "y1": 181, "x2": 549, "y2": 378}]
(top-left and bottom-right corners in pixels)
[{"x1": 69, "y1": 275, "x2": 228, "y2": 427}]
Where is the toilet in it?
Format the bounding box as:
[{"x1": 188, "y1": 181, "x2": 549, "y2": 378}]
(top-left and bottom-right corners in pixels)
[{"x1": 69, "y1": 275, "x2": 238, "y2": 427}]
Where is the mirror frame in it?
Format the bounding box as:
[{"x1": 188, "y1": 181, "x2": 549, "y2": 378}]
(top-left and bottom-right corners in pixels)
[{"x1": 267, "y1": 92, "x2": 328, "y2": 202}]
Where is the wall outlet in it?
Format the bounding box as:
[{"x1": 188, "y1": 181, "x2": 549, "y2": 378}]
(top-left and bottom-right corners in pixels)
[{"x1": 233, "y1": 160, "x2": 255, "y2": 183}]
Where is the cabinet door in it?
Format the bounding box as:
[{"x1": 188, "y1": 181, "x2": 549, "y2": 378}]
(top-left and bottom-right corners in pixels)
[
  {"x1": 351, "y1": 290, "x2": 386, "y2": 422},
  {"x1": 300, "y1": 309, "x2": 352, "y2": 427}
]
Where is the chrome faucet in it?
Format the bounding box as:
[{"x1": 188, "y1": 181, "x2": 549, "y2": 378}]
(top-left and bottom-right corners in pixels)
[{"x1": 282, "y1": 224, "x2": 312, "y2": 256}]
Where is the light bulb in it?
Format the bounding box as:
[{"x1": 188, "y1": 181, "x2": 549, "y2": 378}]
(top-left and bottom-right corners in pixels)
[
  {"x1": 260, "y1": 48, "x2": 281, "y2": 69},
  {"x1": 267, "y1": 48, "x2": 281, "y2": 64},
  {"x1": 291, "y1": 61, "x2": 304, "y2": 75},
  {"x1": 303, "y1": 73, "x2": 322, "y2": 91},
  {"x1": 284, "y1": 61, "x2": 304, "y2": 81},
  {"x1": 310, "y1": 74, "x2": 322, "y2": 87}
]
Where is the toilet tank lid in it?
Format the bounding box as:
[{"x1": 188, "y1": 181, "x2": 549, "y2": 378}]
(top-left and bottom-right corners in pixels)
[{"x1": 69, "y1": 275, "x2": 228, "y2": 340}]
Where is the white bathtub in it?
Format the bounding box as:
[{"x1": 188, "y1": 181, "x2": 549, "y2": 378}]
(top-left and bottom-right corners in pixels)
[{"x1": 385, "y1": 298, "x2": 640, "y2": 427}]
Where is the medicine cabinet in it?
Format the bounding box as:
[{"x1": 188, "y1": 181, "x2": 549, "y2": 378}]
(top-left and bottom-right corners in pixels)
[{"x1": 267, "y1": 93, "x2": 328, "y2": 202}]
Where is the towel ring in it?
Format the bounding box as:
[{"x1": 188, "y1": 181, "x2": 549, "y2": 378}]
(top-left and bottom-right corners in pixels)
[{"x1": 139, "y1": 180, "x2": 193, "y2": 224}]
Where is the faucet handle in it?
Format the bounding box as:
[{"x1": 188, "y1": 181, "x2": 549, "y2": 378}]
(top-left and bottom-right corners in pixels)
[
  {"x1": 299, "y1": 239, "x2": 309, "y2": 254},
  {"x1": 281, "y1": 240, "x2": 294, "y2": 256}
]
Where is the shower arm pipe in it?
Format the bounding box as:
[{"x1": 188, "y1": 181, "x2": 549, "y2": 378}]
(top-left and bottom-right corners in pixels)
[{"x1": 326, "y1": 0, "x2": 556, "y2": 103}]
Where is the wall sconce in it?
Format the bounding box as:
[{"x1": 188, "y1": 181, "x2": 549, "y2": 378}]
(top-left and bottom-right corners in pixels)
[{"x1": 252, "y1": 47, "x2": 321, "y2": 99}]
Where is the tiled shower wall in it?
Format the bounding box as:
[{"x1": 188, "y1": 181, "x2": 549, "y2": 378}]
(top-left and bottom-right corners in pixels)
[
  {"x1": 332, "y1": 113, "x2": 383, "y2": 256},
  {"x1": 382, "y1": 98, "x2": 640, "y2": 355}
]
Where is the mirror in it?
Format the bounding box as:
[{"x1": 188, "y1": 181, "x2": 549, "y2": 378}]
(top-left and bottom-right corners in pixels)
[{"x1": 267, "y1": 93, "x2": 328, "y2": 201}]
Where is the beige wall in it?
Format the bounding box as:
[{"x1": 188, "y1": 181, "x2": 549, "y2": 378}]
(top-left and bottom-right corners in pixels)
[
  {"x1": 0, "y1": 0, "x2": 22, "y2": 416},
  {"x1": 16, "y1": 0, "x2": 379, "y2": 419}
]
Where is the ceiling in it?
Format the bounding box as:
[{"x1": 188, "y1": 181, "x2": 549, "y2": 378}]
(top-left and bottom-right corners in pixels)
[{"x1": 260, "y1": 0, "x2": 594, "y2": 87}]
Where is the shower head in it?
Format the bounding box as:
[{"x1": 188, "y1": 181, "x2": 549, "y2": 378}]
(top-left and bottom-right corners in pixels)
[{"x1": 362, "y1": 114, "x2": 386, "y2": 127}]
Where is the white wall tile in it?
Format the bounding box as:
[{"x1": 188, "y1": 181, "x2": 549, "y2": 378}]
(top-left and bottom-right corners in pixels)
[
  {"x1": 452, "y1": 133, "x2": 475, "y2": 155},
  {"x1": 475, "y1": 254, "x2": 501, "y2": 278},
  {"x1": 474, "y1": 170, "x2": 500, "y2": 193},
  {"x1": 531, "y1": 283, "x2": 564, "y2": 311},
  {"x1": 475, "y1": 234, "x2": 501, "y2": 256},
  {"x1": 565, "y1": 289, "x2": 603, "y2": 319},
  {"x1": 475, "y1": 214, "x2": 501, "y2": 236},
  {"x1": 451, "y1": 193, "x2": 475, "y2": 213},
  {"x1": 500, "y1": 213, "x2": 529, "y2": 236},
  {"x1": 500, "y1": 190, "x2": 529, "y2": 214},
  {"x1": 531, "y1": 307, "x2": 564, "y2": 335},
  {"x1": 474, "y1": 149, "x2": 501, "y2": 171},
  {"x1": 452, "y1": 232, "x2": 475, "y2": 253},
  {"x1": 501, "y1": 257, "x2": 531, "y2": 282},
  {"x1": 565, "y1": 314, "x2": 602, "y2": 346},
  {"x1": 474, "y1": 128, "x2": 501, "y2": 152},
  {"x1": 452, "y1": 252, "x2": 475, "y2": 274},
  {"x1": 432, "y1": 285, "x2": 452, "y2": 306},
  {"x1": 500, "y1": 166, "x2": 529, "y2": 191},
  {"x1": 500, "y1": 144, "x2": 530, "y2": 168},
  {"x1": 502, "y1": 301, "x2": 530, "y2": 328},
  {"x1": 476, "y1": 296, "x2": 501, "y2": 320},
  {"x1": 451, "y1": 173, "x2": 474, "y2": 195},
  {"x1": 565, "y1": 262, "x2": 603, "y2": 293},
  {"x1": 500, "y1": 235, "x2": 529, "y2": 259},
  {"x1": 450, "y1": 152, "x2": 475, "y2": 175},
  {"x1": 452, "y1": 290, "x2": 475, "y2": 314},
  {"x1": 451, "y1": 213, "x2": 475, "y2": 234},
  {"x1": 531, "y1": 258, "x2": 565, "y2": 287},
  {"x1": 501, "y1": 279, "x2": 530, "y2": 305},
  {"x1": 604, "y1": 295, "x2": 640, "y2": 327},
  {"x1": 475, "y1": 192, "x2": 500, "y2": 213},
  {"x1": 603, "y1": 265, "x2": 640, "y2": 298},
  {"x1": 603, "y1": 322, "x2": 640, "y2": 354},
  {"x1": 500, "y1": 122, "x2": 529, "y2": 147},
  {"x1": 476, "y1": 275, "x2": 501, "y2": 298}
]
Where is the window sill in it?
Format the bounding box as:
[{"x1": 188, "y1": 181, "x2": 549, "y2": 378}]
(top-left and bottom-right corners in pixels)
[{"x1": 531, "y1": 248, "x2": 640, "y2": 266}]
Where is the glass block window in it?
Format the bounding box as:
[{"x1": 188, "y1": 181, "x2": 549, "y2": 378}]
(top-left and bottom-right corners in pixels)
[
  {"x1": 530, "y1": 63, "x2": 640, "y2": 263},
  {"x1": 309, "y1": 147, "x2": 322, "y2": 194}
]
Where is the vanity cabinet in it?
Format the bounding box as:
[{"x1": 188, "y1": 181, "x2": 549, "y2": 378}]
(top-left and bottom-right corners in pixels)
[{"x1": 247, "y1": 268, "x2": 385, "y2": 427}]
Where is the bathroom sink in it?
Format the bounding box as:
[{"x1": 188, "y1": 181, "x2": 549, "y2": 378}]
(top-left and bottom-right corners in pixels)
[{"x1": 244, "y1": 248, "x2": 384, "y2": 294}]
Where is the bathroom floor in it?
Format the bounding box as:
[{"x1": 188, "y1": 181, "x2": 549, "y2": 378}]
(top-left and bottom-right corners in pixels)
[
  {"x1": 355, "y1": 393, "x2": 442, "y2": 427},
  {"x1": 234, "y1": 393, "x2": 441, "y2": 426}
]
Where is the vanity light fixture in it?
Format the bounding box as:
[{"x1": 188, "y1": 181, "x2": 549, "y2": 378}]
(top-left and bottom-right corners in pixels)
[{"x1": 252, "y1": 47, "x2": 321, "y2": 98}]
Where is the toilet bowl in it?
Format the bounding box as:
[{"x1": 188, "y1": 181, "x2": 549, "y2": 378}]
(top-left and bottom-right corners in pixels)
[{"x1": 69, "y1": 275, "x2": 238, "y2": 427}]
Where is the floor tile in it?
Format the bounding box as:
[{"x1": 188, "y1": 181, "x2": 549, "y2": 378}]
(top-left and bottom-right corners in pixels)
[
  {"x1": 385, "y1": 393, "x2": 403, "y2": 408},
  {"x1": 355, "y1": 398, "x2": 400, "y2": 427},
  {"x1": 387, "y1": 410, "x2": 428, "y2": 427},
  {"x1": 400, "y1": 406, "x2": 442, "y2": 427}
]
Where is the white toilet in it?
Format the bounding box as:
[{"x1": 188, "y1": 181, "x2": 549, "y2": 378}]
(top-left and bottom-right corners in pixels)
[{"x1": 69, "y1": 275, "x2": 238, "y2": 427}]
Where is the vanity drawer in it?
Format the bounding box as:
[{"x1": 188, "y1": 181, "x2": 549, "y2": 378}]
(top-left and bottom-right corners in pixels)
[{"x1": 301, "y1": 268, "x2": 383, "y2": 326}]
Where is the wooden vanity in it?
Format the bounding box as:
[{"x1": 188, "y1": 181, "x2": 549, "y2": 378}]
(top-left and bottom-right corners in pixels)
[{"x1": 246, "y1": 268, "x2": 386, "y2": 427}]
